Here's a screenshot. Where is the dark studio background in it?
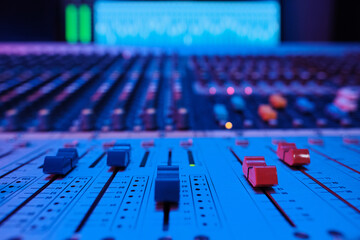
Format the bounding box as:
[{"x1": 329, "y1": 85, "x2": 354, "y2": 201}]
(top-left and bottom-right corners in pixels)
[{"x1": 0, "y1": 0, "x2": 359, "y2": 43}]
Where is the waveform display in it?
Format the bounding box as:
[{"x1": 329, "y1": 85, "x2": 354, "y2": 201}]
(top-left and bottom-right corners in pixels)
[{"x1": 94, "y1": 1, "x2": 280, "y2": 47}]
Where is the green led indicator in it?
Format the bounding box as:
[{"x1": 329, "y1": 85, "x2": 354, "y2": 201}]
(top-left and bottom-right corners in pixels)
[
  {"x1": 79, "y1": 4, "x2": 92, "y2": 43},
  {"x1": 65, "y1": 4, "x2": 78, "y2": 43}
]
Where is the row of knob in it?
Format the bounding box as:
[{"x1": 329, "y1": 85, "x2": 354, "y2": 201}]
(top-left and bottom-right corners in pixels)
[
  {"x1": 191, "y1": 54, "x2": 360, "y2": 87},
  {"x1": 212, "y1": 91, "x2": 358, "y2": 129}
]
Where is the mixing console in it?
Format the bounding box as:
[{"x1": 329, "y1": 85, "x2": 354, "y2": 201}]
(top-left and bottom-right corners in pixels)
[
  {"x1": 0, "y1": 44, "x2": 360, "y2": 240},
  {"x1": 0, "y1": 130, "x2": 359, "y2": 240},
  {"x1": 1, "y1": 44, "x2": 360, "y2": 132}
]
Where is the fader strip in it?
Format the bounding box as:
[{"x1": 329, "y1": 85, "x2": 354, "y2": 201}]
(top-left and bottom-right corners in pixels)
[{"x1": 0, "y1": 130, "x2": 358, "y2": 239}]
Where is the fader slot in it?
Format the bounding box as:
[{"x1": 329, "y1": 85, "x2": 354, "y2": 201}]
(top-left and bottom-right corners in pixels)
[
  {"x1": 268, "y1": 144, "x2": 360, "y2": 217},
  {"x1": 0, "y1": 175, "x2": 59, "y2": 226},
  {"x1": 0, "y1": 150, "x2": 49, "y2": 179},
  {"x1": 75, "y1": 168, "x2": 119, "y2": 233},
  {"x1": 228, "y1": 148, "x2": 298, "y2": 228}
]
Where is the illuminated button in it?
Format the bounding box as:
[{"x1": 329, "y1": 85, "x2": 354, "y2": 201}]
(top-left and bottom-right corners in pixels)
[
  {"x1": 242, "y1": 156, "x2": 278, "y2": 187},
  {"x1": 269, "y1": 94, "x2": 287, "y2": 109},
  {"x1": 225, "y1": 122, "x2": 233, "y2": 130},
  {"x1": 231, "y1": 96, "x2": 245, "y2": 111},
  {"x1": 276, "y1": 142, "x2": 310, "y2": 166},
  {"x1": 155, "y1": 165, "x2": 180, "y2": 203},
  {"x1": 258, "y1": 104, "x2": 277, "y2": 121},
  {"x1": 43, "y1": 148, "x2": 79, "y2": 175},
  {"x1": 227, "y1": 86, "x2": 235, "y2": 95},
  {"x1": 107, "y1": 144, "x2": 131, "y2": 167}
]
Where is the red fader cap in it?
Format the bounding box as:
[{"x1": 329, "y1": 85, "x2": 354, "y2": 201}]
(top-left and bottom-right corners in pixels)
[
  {"x1": 276, "y1": 142, "x2": 310, "y2": 166},
  {"x1": 284, "y1": 149, "x2": 310, "y2": 166},
  {"x1": 276, "y1": 143, "x2": 297, "y2": 159},
  {"x1": 242, "y1": 156, "x2": 278, "y2": 187}
]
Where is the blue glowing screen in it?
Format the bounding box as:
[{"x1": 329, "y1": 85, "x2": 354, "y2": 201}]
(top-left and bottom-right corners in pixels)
[{"x1": 94, "y1": 1, "x2": 280, "y2": 47}]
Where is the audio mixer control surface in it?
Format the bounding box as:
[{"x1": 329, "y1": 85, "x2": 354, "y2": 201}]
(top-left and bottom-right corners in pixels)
[
  {"x1": 0, "y1": 131, "x2": 359, "y2": 240},
  {"x1": 0, "y1": 44, "x2": 360, "y2": 132},
  {"x1": 0, "y1": 44, "x2": 360, "y2": 240}
]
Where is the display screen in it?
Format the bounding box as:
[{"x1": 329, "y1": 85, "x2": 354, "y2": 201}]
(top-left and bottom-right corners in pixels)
[{"x1": 94, "y1": 1, "x2": 280, "y2": 47}]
